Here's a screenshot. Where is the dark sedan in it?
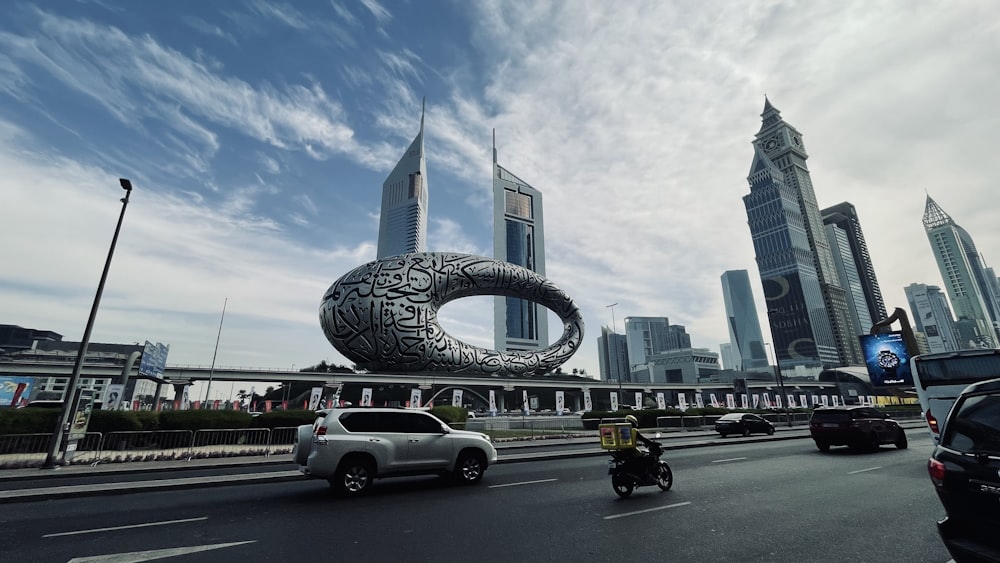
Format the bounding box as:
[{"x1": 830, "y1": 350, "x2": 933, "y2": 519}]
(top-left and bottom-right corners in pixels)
[{"x1": 714, "y1": 413, "x2": 775, "y2": 437}]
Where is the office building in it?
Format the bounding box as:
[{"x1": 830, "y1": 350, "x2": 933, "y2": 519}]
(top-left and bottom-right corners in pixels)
[
  {"x1": 743, "y1": 100, "x2": 841, "y2": 373},
  {"x1": 377, "y1": 102, "x2": 428, "y2": 259},
  {"x1": 624, "y1": 316, "x2": 691, "y2": 371},
  {"x1": 823, "y1": 222, "x2": 870, "y2": 339},
  {"x1": 922, "y1": 195, "x2": 999, "y2": 346},
  {"x1": 492, "y1": 132, "x2": 547, "y2": 352},
  {"x1": 904, "y1": 283, "x2": 960, "y2": 354},
  {"x1": 720, "y1": 270, "x2": 769, "y2": 371},
  {"x1": 597, "y1": 326, "x2": 630, "y2": 383},
  {"x1": 821, "y1": 202, "x2": 888, "y2": 326},
  {"x1": 632, "y1": 348, "x2": 721, "y2": 385}
]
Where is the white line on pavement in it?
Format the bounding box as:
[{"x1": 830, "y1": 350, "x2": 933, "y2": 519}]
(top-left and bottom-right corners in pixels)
[
  {"x1": 489, "y1": 478, "x2": 558, "y2": 488},
  {"x1": 604, "y1": 501, "x2": 691, "y2": 520},
  {"x1": 848, "y1": 466, "x2": 883, "y2": 475},
  {"x1": 712, "y1": 457, "x2": 748, "y2": 463},
  {"x1": 67, "y1": 541, "x2": 256, "y2": 562},
  {"x1": 43, "y1": 517, "x2": 209, "y2": 538}
]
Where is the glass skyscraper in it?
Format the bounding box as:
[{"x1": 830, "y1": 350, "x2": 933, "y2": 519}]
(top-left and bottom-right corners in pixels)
[
  {"x1": 904, "y1": 283, "x2": 960, "y2": 353},
  {"x1": 720, "y1": 270, "x2": 769, "y2": 371},
  {"x1": 597, "y1": 326, "x2": 630, "y2": 383},
  {"x1": 493, "y1": 133, "x2": 547, "y2": 352},
  {"x1": 922, "y1": 195, "x2": 1000, "y2": 346},
  {"x1": 821, "y1": 202, "x2": 888, "y2": 327},
  {"x1": 377, "y1": 102, "x2": 428, "y2": 259},
  {"x1": 824, "y1": 222, "x2": 871, "y2": 339}
]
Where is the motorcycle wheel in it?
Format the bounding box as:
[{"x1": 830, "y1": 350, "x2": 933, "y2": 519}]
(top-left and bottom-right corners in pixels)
[
  {"x1": 656, "y1": 461, "x2": 673, "y2": 491},
  {"x1": 611, "y1": 473, "x2": 634, "y2": 498}
]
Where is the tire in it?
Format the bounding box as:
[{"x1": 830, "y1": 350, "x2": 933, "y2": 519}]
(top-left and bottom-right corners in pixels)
[
  {"x1": 868, "y1": 432, "x2": 881, "y2": 452},
  {"x1": 656, "y1": 461, "x2": 673, "y2": 491},
  {"x1": 766, "y1": 426, "x2": 775, "y2": 436},
  {"x1": 454, "y1": 450, "x2": 487, "y2": 485},
  {"x1": 742, "y1": 427, "x2": 751, "y2": 437},
  {"x1": 895, "y1": 429, "x2": 908, "y2": 449},
  {"x1": 292, "y1": 425, "x2": 313, "y2": 466},
  {"x1": 332, "y1": 456, "x2": 375, "y2": 496},
  {"x1": 815, "y1": 441, "x2": 830, "y2": 452},
  {"x1": 719, "y1": 433, "x2": 727, "y2": 438},
  {"x1": 611, "y1": 473, "x2": 634, "y2": 498}
]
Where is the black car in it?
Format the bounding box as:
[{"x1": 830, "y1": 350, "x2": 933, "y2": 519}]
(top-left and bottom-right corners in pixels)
[
  {"x1": 714, "y1": 413, "x2": 775, "y2": 438},
  {"x1": 928, "y1": 377, "x2": 1000, "y2": 563},
  {"x1": 808, "y1": 406, "x2": 908, "y2": 452}
]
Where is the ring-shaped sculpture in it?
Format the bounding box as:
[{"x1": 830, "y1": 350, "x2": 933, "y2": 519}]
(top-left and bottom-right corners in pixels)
[{"x1": 319, "y1": 252, "x2": 584, "y2": 375}]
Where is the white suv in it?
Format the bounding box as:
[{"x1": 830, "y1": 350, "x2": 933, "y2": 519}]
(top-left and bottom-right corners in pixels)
[{"x1": 293, "y1": 407, "x2": 498, "y2": 496}]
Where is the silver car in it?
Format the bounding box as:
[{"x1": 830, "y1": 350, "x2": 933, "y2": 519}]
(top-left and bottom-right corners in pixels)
[{"x1": 294, "y1": 407, "x2": 498, "y2": 496}]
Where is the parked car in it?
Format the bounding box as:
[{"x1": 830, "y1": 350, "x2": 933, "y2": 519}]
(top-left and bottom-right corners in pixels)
[
  {"x1": 714, "y1": 413, "x2": 775, "y2": 437},
  {"x1": 294, "y1": 407, "x2": 498, "y2": 496},
  {"x1": 808, "y1": 406, "x2": 908, "y2": 452},
  {"x1": 928, "y1": 377, "x2": 1000, "y2": 562}
]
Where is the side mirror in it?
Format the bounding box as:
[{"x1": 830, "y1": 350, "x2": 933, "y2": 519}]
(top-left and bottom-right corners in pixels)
[{"x1": 440, "y1": 424, "x2": 451, "y2": 434}]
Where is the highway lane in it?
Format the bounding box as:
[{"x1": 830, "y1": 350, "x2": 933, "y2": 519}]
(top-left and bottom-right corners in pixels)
[{"x1": 0, "y1": 432, "x2": 952, "y2": 563}]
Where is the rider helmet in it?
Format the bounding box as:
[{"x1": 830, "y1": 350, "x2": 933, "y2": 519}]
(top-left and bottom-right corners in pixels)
[{"x1": 625, "y1": 414, "x2": 638, "y2": 427}]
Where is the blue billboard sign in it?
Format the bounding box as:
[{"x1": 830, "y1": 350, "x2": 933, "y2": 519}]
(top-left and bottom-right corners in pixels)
[
  {"x1": 138, "y1": 341, "x2": 170, "y2": 378},
  {"x1": 859, "y1": 331, "x2": 913, "y2": 386},
  {"x1": 1, "y1": 377, "x2": 34, "y2": 407}
]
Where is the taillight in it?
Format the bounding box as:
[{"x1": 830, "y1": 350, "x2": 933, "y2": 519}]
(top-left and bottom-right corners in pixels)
[
  {"x1": 925, "y1": 410, "x2": 939, "y2": 435},
  {"x1": 928, "y1": 458, "x2": 946, "y2": 486},
  {"x1": 315, "y1": 425, "x2": 327, "y2": 436}
]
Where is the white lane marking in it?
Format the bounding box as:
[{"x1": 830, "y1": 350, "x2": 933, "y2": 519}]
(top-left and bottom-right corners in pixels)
[
  {"x1": 712, "y1": 457, "x2": 748, "y2": 463},
  {"x1": 67, "y1": 541, "x2": 256, "y2": 562},
  {"x1": 43, "y1": 517, "x2": 208, "y2": 538},
  {"x1": 604, "y1": 501, "x2": 691, "y2": 520},
  {"x1": 489, "y1": 478, "x2": 558, "y2": 488},
  {"x1": 848, "y1": 466, "x2": 883, "y2": 475}
]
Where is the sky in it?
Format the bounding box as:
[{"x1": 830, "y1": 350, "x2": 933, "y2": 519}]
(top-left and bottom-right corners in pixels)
[{"x1": 2, "y1": 0, "x2": 999, "y2": 393}]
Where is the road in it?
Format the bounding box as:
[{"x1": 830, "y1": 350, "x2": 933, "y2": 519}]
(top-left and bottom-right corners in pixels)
[{"x1": 0, "y1": 430, "x2": 951, "y2": 563}]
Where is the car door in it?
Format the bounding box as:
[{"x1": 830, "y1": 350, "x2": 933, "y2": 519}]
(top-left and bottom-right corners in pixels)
[
  {"x1": 745, "y1": 414, "x2": 763, "y2": 433},
  {"x1": 372, "y1": 412, "x2": 417, "y2": 472},
  {"x1": 401, "y1": 412, "x2": 453, "y2": 470}
]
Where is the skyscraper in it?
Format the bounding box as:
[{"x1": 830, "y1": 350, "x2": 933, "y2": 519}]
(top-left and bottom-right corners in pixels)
[
  {"x1": 821, "y1": 202, "x2": 888, "y2": 325},
  {"x1": 904, "y1": 283, "x2": 960, "y2": 354},
  {"x1": 493, "y1": 133, "x2": 547, "y2": 352},
  {"x1": 743, "y1": 98, "x2": 845, "y2": 372},
  {"x1": 597, "y1": 326, "x2": 630, "y2": 383},
  {"x1": 624, "y1": 316, "x2": 691, "y2": 371},
  {"x1": 823, "y1": 222, "x2": 870, "y2": 339},
  {"x1": 720, "y1": 270, "x2": 769, "y2": 371},
  {"x1": 376, "y1": 102, "x2": 428, "y2": 259},
  {"x1": 922, "y1": 195, "x2": 999, "y2": 346}
]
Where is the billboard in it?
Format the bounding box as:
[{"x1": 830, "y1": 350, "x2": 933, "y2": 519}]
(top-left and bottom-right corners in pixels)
[
  {"x1": 859, "y1": 331, "x2": 913, "y2": 386},
  {"x1": 138, "y1": 341, "x2": 170, "y2": 378},
  {"x1": 1, "y1": 377, "x2": 33, "y2": 407}
]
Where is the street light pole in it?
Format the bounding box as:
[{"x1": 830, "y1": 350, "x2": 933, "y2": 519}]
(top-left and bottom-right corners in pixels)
[
  {"x1": 766, "y1": 343, "x2": 792, "y2": 427},
  {"x1": 42, "y1": 179, "x2": 133, "y2": 468},
  {"x1": 202, "y1": 297, "x2": 228, "y2": 406},
  {"x1": 606, "y1": 303, "x2": 622, "y2": 409}
]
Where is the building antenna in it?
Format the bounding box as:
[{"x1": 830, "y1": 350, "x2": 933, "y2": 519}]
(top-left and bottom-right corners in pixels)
[{"x1": 202, "y1": 297, "x2": 228, "y2": 404}]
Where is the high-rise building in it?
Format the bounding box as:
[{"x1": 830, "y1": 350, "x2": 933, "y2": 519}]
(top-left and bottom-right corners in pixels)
[
  {"x1": 719, "y1": 343, "x2": 736, "y2": 370},
  {"x1": 744, "y1": 98, "x2": 859, "y2": 369},
  {"x1": 720, "y1": 270, "x2": 769, "y2": 371},
  {"x1": 376, "y1": 102, "x2": 428, "y2": 259},
  {"x1": 823, "y1": 222, "x2": 870, "y2": 339},
  {"x1": 821, "y1": 202, "x2": 888, "y2": 325},
  {"x1": 904, "y1": 283, "x2": 960, "y2": 354},
  {"x1": 922, "y1": 195, "x2": 999, "y2": 346},
  {"x1": 624, "y1": 316, "x2": 691, "y2": 372},
  {"x1": 597, "y1": 327, "x2": 630, "y2": 383},
  {"x1": 492, "y1": 133, "x2": 547, "y2": 352}
]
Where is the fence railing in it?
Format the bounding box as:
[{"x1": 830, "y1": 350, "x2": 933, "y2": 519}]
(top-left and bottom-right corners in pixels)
[{"x1": 0, "y1": 427, "x2": 300, "y2": 469}]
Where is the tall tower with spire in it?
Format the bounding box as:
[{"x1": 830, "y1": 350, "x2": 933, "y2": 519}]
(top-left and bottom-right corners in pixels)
[
  {"x1": 493, "y1": 131, "x2": 548, "y2": 353},
  {"x1": 922, "y1": 194, "x2": 1000, "y2": 346},
  {"x1": 744, "y1": 97, "x2": 861, "y2": 371},
  {"x1": 377, "y1": 100, "x2": 428, "y2": 259}
]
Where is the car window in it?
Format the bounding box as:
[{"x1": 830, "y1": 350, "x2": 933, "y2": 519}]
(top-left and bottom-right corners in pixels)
[
  {"x1": 376, "y1": 412, "x2": 410, "y2": 433},
  {"x1": 339, "y1": 411, "x2": 379, "y2": 432},
  {"x1": 405, "y1": 412, "x2": 444, "y2": 433},
  {"x1": 811, "y1": 411, "x2": 848, "y2": 422},
  {"x1": 942, "y1": 394, "x2": 1000, "y2": 454}
]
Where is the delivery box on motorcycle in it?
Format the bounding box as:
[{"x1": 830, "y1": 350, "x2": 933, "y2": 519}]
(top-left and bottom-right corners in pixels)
[{"x1": 599, "y1": 423, "x2": 638, "y2": 450}]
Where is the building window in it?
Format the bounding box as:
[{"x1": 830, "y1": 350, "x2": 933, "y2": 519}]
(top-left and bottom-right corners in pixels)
[{"x1": 505, "y1": 190, "x2": 532, "y2": 219}]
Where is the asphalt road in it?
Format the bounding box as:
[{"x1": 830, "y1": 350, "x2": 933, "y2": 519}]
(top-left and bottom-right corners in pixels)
[{"x1": 0, "y1": 429, "x2": 952, "y2": 563}]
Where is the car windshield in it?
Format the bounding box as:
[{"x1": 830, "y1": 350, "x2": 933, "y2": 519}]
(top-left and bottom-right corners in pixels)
[{"x1": 941, "y1": 393, "x2": 1000, "y2": 454}]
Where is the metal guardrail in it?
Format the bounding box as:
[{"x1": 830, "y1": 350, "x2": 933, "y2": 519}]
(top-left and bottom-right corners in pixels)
[{"x1": 0, "y1": 427, "x2": 301, "y2": 469}]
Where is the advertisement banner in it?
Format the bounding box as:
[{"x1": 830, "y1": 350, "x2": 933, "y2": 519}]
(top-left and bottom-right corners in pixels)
[
  {"x1": 361, "y1": 388, "x2": 373, "y2": 408},
  {"x1": 786, "y1": 394, "x2": 796, "y2": 408},
  {"x1": 555, "y1": 391, "x2": 565, "y2": 415},
  {"x1": 522, "y1": 390, "x2": 530, "y2": 415},
  {"x1": 67, "y1": 389, "x2": 95, "y2": 441},
  {"x1": 762, "y1": 395, "x2": 772, "y2": 409},
  {"x1": 831, "y1": 396, "x2": 840, "y2": 407},
  {"x1": 410, "y1": 388, "x2": 422, "y2": 409},
  {"x1": 859, "y1": 331, "x2": 914, "y2": 386},
  {"x1": 451, "y1": 389, "x2": 463, "y2": 407},
  {"x1": 678, "y1": 394, "x2": 687, "y2": 411},
  {"x1": 610, "y1": 392, "x2": 619, "y2": 412},
  {"x1": 709, "y1": 393, "x2": 719, "y2": 408},
  {"x1": 265, "y1": 400, "x2": 273, "y2": 412},
  {"x1": 138, "y1": 341, "x2": 170, "y2": 378},
  {"x1": 774, "y1": 396, "x2": 783, "y2": 409},
  {"x1": 308, "y1": 387, "x2": 323, "y2": 411},
  {"x1": 741, "y1": 394, "x2": 748, "y2": 409},
  {"x1": 725, "y1": 394, "x2": 735, "y2": 409},
  {"x1": 800, "y1": 394, "x2": 808, "y2": 408},
  {"x1": 820, "y1": 395, "x2": 829, "y2": 407},
  {"x1": 752, "y1": 394, "x2": 760, "y2": 409},
  {"x1": 102, "y1": 384, "x2": 124, "y2": 410},
  {"x1": 695, "y1": 394, "x2": 704, "y2": 409},
  {"x1": 656, "y1": 393, "x2": 665, "y2": 410},
  {"x1": 634, "y1": 392, "x2": 643, "y2": 409},
  {"x1": 1, "y1": 377, "x2": 33, "y2": 407},
  {"x1": 181, "y1": 385, "x2": 191, "y2": 410},
  {"x1": 489, "y1": 390, "x2": 497, "y2": 415},
  {"x1": 584, "y1": 391, "x2": 593, "y2": 412}
]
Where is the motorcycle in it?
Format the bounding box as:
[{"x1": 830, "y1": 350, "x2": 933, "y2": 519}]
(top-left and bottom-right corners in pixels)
[{"x1": 608, "y1": 441, "x2": 673, "y2": 498}]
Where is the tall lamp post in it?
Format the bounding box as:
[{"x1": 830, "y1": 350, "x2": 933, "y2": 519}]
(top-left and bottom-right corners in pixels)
[
  {"x1": 766, "y1": 342, "x2": 792, "y2": 427},
  {"x1": 42, "y1": 179, "x2": 133, "y2": 468},
  {"x1": 606, "y1": 303, "x2": 622, "y2": 409}
]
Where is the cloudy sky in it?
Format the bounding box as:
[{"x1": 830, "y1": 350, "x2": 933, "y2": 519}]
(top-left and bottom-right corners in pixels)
[{"x1": 2, "y1": 1, "x2": 997, "y2": 393}]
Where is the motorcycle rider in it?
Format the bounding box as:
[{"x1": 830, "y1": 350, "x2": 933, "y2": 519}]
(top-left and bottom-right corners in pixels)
[{"x1": 624, "y1": 414, "x2": 662, "y2": 480}]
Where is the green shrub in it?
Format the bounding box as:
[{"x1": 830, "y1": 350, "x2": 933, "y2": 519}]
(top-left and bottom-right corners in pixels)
[
  {"x1": 0, "y1": 407, "x2": 61, "y2": 434},
  {"x1": 87, "y1": 410, "x2": 143, "y2": 433},
  {"x1": 429, "y1": 405, "x2": 466, "y2": 423}
]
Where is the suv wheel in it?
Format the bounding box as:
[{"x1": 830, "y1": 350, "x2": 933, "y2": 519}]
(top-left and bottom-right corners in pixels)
[
  {"x1": 894, "y1": 429, "x2": 908, "y2": 449},
  {"x1": 332, "y1": 456, "x2": 375, "y2": 496},
  {"x1": 815, "y1": 440, "x2": 830, "y2": 452},
  {"x1": 766, "y1": 426, "x2": 775, "y2": 436},
  {"x1": 454, "y1": 450, "x2": 487, "y2": 485}
]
